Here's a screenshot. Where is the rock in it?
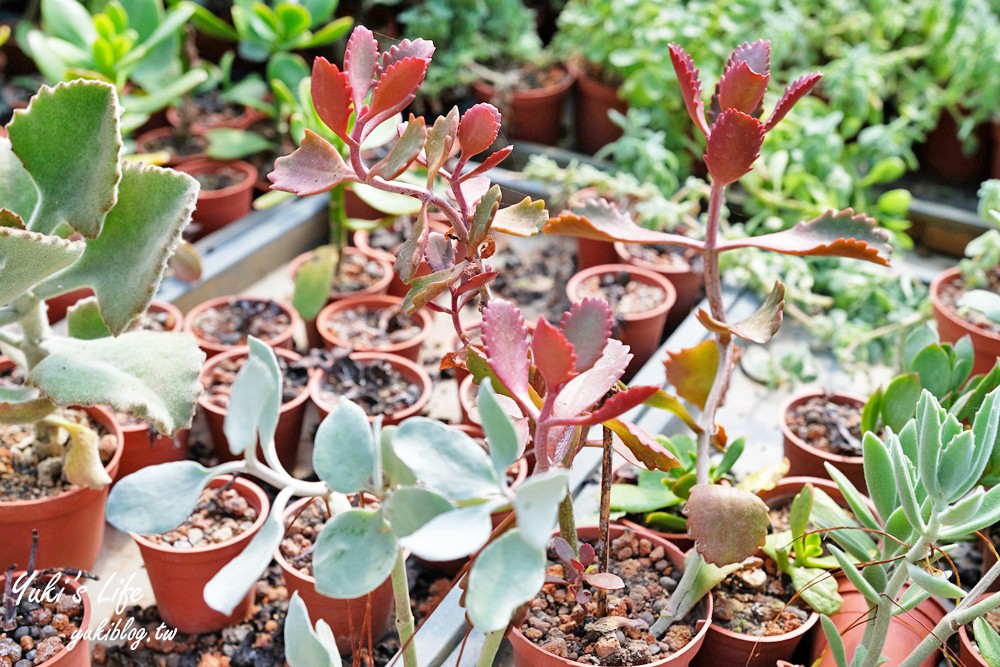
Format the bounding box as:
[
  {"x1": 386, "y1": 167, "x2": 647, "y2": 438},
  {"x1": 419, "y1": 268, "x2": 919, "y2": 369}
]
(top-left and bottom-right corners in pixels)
[
  {"x1": 540, "y1": 637, "x2": 569, "y2": 658},
  {"x1": 197, "y1": 653, "x2": 231, "y2": 667},
  {"x1": 32, "y1": 637, "x2": 63, "y2": 663},
  {"x1": 659, "y1": 576, "x2": 677, "y2": 592},
  {"x1": 738, "y1": 566, "x2": 768, "y2": 591},
  {"x1": 523, "y1": 628, "x2": 543, "y2": 640},
  {"x1": 55, "y1": 595, "x2": 81, "y2": 618},
  {"x1": 35, "y1": 458, "x2": 61, "y2": 488},
  {"x1": 637, "y1": 539, "x2": 652, "y2": 556},
  {"x1": 593, "y1": 636, "x2": 620, "y2": 659},
  {"x1": 664, "y1": 624, "x2": 693, "y2": 652},
  {"x1": 188, "y1": 528, "x2": 205, "y2": 545},
  {"x1": 0, "y1": 639, "x2": 21, "y2": 661},
  {"x1": 649, "y1": 546, "x2": 665, "y2": 562},
  {"x1": 98, "y1": 434, "x2": 118, "y2": 462}
]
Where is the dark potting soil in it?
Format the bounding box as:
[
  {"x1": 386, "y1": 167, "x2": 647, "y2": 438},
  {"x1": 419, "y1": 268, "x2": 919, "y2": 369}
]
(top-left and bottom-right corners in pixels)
[
  {"x1": 324, "y1": 305, "x2": 422, "y2": 349},
  {"x1": 140, "y1": 131, "x2": 207, "y2": 159},
  {"x1": 176, "y1": 93, "x2": 246, "y2": 128},
  {"x1": 193, "y1": 168, "x2": 248, "y2": 192},
  {"x1": 786, "y1": 397, "x2": 865, "y2": 457},
  {"x1": 143, "y1": 485, "x2": 258, "y2": 548},
  {"x1": 711, "y1": 558, "x2": 811, "y2": 636},
  {"x1": 938, "y1": 266, "x2": 1000, "y2": 336},
  {"x1": 192, "y1": 299, "x2": 292, "y2": 347},
  {"x1": 489, "y1": 240, "x2": 576, "y2": 323},
  {"x1": 575, "y1": 272, "x2": 667, "y2": 316},
  {"x1": 621, "y1": 243, "x2": 701, "y2": 272},
  {"x1": 0, "y1": 572, "x2": 87, "y2": 665},
  {"x1": 331, "y1": 252, "x2": 388, "y2": 294},
  {"x1": 520, "y1": 530, "x2": 702, "y2": 665},
  {"x1": 367, "y1": 222, "x2": 410, "y2": 253},
  {"x1": 202, "y1": 354, "x2": 309, "y2": 410},
  {"x1": 0, "y1": 408, "x2": 116, "y2": 501},
  {"x1": 306, "y1": 349, "x2": 421, "y2": 417}
]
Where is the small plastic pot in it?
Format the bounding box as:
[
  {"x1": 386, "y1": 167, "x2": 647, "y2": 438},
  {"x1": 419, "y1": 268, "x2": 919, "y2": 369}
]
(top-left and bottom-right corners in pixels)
[
  {"x1": 0, "y1": 400, "x2": 122, "y2": 571},
  {"x1": 184, "y1": 295, "x2": 300, "y2": 359},
  {"x1": 614, "y1": 242, "x2": 704, "y2": 332},
  {"x1": 131, "y1": 476, "x2": 269, "y2": 634},
  {"x1": 275, "y1": 497, "x2": 397, "y2": 652},
  {"x1": 930, "y1": 267, "x2": 1000, "y2": 377},
  {"x1": 175, "y1": 159, "x2": 258, "y2": 239},
  {"x1": 917, "y1": 109, "x2": 989, "y2": 186},
  {"x1": 576, "y1": 237, "x2": 619, "y2": 271},
  {"x1": 569, "y1": 60, "x2": 627, "y2": 155},
  {"x1": 0, "y1": 570, "x2": 92, "y2": 666},
  {"x1": 472, "y1": 65, "x2": 575, "y2": 146},
  {"x1": 958, "y1": 594, "x2": 995, "y2": 666},
  {"x1": 566, "y1": 263, "x2": 676, "y2": 377},
  {"x1": 316, "y1": 294, "x2": 432, "y2": 363},
  {"x1": 780, "y1": 391, "x2": 867, "y2": 493},
  {"x1": 198, "y1": 346, "x2": 312, "y2": 471},
  {"x1": 508, "y1": 524, "x2": 712, "y2": 667},
  {"x1": 309, "y1": 351, "x2": 432, "y2": 426}
]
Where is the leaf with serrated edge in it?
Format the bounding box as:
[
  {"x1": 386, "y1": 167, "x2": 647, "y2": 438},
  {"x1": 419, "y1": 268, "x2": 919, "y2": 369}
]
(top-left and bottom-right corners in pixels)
[
  {"x1": 482, "y1": 299, "x2": 533, "y2": 406},
  {"x1": 716, "y1": 61, "x2": 768, "y2": 118},
  {"x1": 604, "y1": 418, "x2": 680, "y2": 472},
  {"x1": 466, "y1": 528, "x2": 546, "y2": 632},
  {"x1": 423, "y1": 108, "x2": 458, "y2": 184},
  {"x1": 531, "y1": 317, "x2": 577, "y2": 389},
  {"x1": 665, "y1": 340, "x2": 719, "y2": 410},
  {"x1": 458, "y1": 103, "x2": 501, "y2": 157},
  {"x1": 66, "y1": 297, "x2": 111, "y2": 339},
  {"x1": 667, "y1": 44, "x2": 709, "y2": 137},
  {"x1": 704, "y1": 109, "x2": 764, "y2": 186},
  {"x1": 366, "y1": 57, "x2": 429, "y2": 126},
  {"x1": 368, "y1": 116, "x2": 426, "y2": 181},
  {"x1": 560, "y1": 298, "x2": 613, "y2": 371},
  {"x1": 697, "y1": 281, "x2": 784, "y2": 344},
  {"x1": 269, "y1": 130, "x2": 356, "y2": 195},
  {"x1": 492, "y1": 197, "x2": 548, "y2": 237},
  {"x1": 10, "y1": 80, "x2": 121, "y2": 238},
  {"x1": 579, "y1": 386, "x2": 659, "y2": 425},
  {"x1": 310, "y1": 57, "x2": 353, "y2": 142},
  {"x1": 35, "y1": 162, "x2": 197, "y2": 334},
  {"x1": 515, "y1": 470, "x2": 569, "y2": 549},
  {"x1": 382, "y1": 38, "x2": 434, "y2": 71},
  {"x1": 106, "y1": 460, "x2": 214, "y2": 534},
  {"x1": 314, "y1": 398, "x2": 375, "y2": 493},
  {"x1": 765, "y1": 73, "x2": 821, "y2": 131},
  {"x1": 469, "y1": 185, "x2": 501, "y2": 249},
  {"x1": 0, "y1": 138, "x2": 40, "y2": 222},
  {"x1": 313, "y1": 509, "x2": 398, "y2": 598},
  {"x1": 401, "y1": 262, "x2": 466, "y2": 312},
  {"x1": 343, "y1": 26, "x2": 378, "y2": 113},
  {"x1": 543, "y1": 199, "x2": 703, "y2": 249},
  {"x1": 30, "y1": 332, "x2": 205, "y2": 436},
  {"x1": 554, "y1": 339, "x2": 631, "y2": 418},
  {"x1": 0, "y1": 227, "x2": 83, "y2": 308},
  {"x1": 224, "y1": 338, "x2": 281, "y2": 455}
]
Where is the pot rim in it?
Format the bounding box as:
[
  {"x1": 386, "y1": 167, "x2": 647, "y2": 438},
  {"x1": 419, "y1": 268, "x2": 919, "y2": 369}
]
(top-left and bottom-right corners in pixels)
[
  {"x1": 129, "y1": 475, "x2": 269, "y2": 555},
  {"x1": 197, "y1": 345, "x2": 313, "y2": 419},
  {"x1": 307, "y1": 350, "x2": 433, "y2": 423},
  {"x1": 957, "y1": 592, "x2": 993, "y2": 666},
  {"x1": 566, "y1": 263, "x2": 677, "y2": 322},
  {"x1": 780, "y1": 390, "x2": 868, "y2": 465},
  {"x1": 472, "y1": 63, "x2": 576, "y2": 100},
  {"x1": 175, "y1": 159, "x2": 259, "y2": 200},
  {"x1": 183, "y1": 295, "x2": 301, "y2": 355},
  {"x1": 288, "y1": 247, "x2": 394, "y2": 302},
  {"x1": 930, "y1": 266, "x2": 1000, "y2": 345},
  {"x1": 316, "y1": 294, "x2": 432, "y2": 356},
  {"x1": 613, "y1": 241, "x2": 702, "y2": 277}
]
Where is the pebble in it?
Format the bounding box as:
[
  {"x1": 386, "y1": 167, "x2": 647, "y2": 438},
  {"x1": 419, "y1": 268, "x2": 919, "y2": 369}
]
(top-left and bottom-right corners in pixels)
[{"x1": 33, "y1": 637, "x2": 63, "y2": 663}]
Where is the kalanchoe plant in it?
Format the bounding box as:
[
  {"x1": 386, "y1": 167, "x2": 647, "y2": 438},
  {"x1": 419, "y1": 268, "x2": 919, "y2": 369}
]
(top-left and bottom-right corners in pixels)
[
  {"x1": 545, "y1": 537, "x2": 624, "y2": 605},
  {"x1": 0, "y1": 80, "x2": 203, "y2": 489}
]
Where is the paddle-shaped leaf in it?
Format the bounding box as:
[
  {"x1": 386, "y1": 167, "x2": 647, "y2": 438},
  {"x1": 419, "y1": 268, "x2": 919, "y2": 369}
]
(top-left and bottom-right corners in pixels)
[
  {"x1": 314, "y1": 397, "x2": 376, "y2": 493},
  {"x1": 269, "y1": 130, "x2": 356, "y2": 195},
  {"x1": 686, "y1": 484, "x2": 769, "y2": 566},
  {"x1": 482, "y1": 299, "x2": 533, "y2": 405},
  {"x1": 311, "y1": 57, "x2": 353, "y2": 142},
  {"x1": 458, "y1": 103, "x2": 501, "y2": 158},
  {"x1": 285, "y1": 592, "x2": 342, "y2": 667},
  {"x1": 313, "y1": 509, "x2": 398, "y2": 598},
  {"x1": 368, "y1": 57, "x2": 429, "y2": 124},
  {"x1": 466, "y1": 528, "x2": 546, "y2": 632},
  {"x1": 106, "y1": 461, "x2": 214, "y2": 534},
  {"x1": 560, "y1": 298, "x2": 613, "y2": 371},
  {"x1": 664, "y1": 340, "x2": 720, "y2": 410},
  {"x1": 543, "y1": 199, "x2": 702, "y2": 250},
  {"x1": 491, "y1": 196, "x2": 548, "y2": 237},
  {"x1": 392, "y1": 417, "x2": 499, "y2": 500},
  {"x1": 531, "y1": 317, "x2": 577, "y2": 389},
  {"x1": 343, "y1": 26, "x2": 378, "y2": 112},
  {"x1": 514, "y1": 470, "x2": 569, "y2": 549},
  {"x1": 553, "y1": 339, "x2": 631, "y2": 418}
]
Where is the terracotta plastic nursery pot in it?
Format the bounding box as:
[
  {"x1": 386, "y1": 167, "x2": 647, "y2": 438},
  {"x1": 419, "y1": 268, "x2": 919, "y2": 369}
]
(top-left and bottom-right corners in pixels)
[
  {"x1": 781, "y1": 391, "x2": 867, "y2": 493},
  {"x1": 566, "y1": 264, "x2": 676, "y2": 377},
  {"x1": 918, "y1": 109, "x2": 989, "y2": 185},
  {"x1": 309, "y1": 351, "x2": 433, "y2": 426},
  {"x1": 176, "y1": 159, "x2": 258, "y2": 239},
  {"x1": 576, "y1": 237, "x2": 620, "y2": 271},
  {"x1": 276, "y1": 497, "x2": 397, "y2": 652},
  {"x1": 0, "y1": 401, "x2": 122, "y2": 571},
  {"x1": 198, "y1": 346, "x2": 312, "y2": 471},
  {"x1": 508, "y1": 524, "x2": 712, "y2": 667},
  {"x1": 958, "y1": 594, "x2": 995, "y2": 666},
  {"x1": 755, "y1": 476, "x2": 863, "y2": 513},
  {"x1": 810, "y1": 575, "x2": 947, "y2": 667},
  {"x1": 132, "y1": 476, "x2": 269, "y2": 634},
  {"x1": 472, "y1": 66, "x2": 575, "y2": 146},
  {"x1": 316, "y1": 294, "x2": 432, "y2": 363},
  {"x1": 0, "y1": 570, "x2": 93, "y2": 666},
  {"x1": 931, "y1": 267, "x2": 1000, "y2": 377},
  {"x1": 570, "y1": 61, "x2": 628, "y2": 155},
  {"x1": 614, "y1": 242, "x2": 705, "y2": 331},
  {"x1": 183, "y1": 295, "x2": 300, "y2": 358}
]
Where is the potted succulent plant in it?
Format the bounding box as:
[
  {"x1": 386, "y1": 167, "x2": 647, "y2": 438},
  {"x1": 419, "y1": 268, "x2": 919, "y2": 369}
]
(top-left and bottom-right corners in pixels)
[{"x1": 0, "y1": 80, "x2": 203, "y2": 570}]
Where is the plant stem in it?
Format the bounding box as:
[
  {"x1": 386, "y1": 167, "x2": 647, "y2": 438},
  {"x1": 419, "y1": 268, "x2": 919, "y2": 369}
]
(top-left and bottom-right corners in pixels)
[
  {"x1": 557, "y1": 490, "x2": 578, "y2": 557},
  {"x1": 596, "y1": 425, "x2": 613, "y2": 617},
  {"x1": 329, "y1": 185, "x2": 347, "y2": 276},
  {"x1": 390, "y1": 548, "x2": 418, "y2": 667},
  {"x1": 16, "y1": 294, "x2": 50, "y2": 371},
  {"x1": 898, "y1": 587, "x2": 1000, "y2": 667},
  {"x1": 475, "y1": 628, "x2": 506, "y2": 667}
]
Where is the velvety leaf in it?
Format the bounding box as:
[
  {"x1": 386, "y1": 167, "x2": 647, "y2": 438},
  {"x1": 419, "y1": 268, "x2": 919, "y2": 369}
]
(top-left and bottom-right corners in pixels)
[
  {"x1": 367, "y1": 57, "x2": 429, "y2": 124},
  {"x1": 482, "y1": 299, "x2": 533, "y2": 406},
  {"x1": 726, "y1": 40, "x2": 771, "y2": 78},
  {"x1": 206, "y1": 505, "x2": 284, "y2": 614},
  {"x1": 381, "y1": 38, "x2": 434, "y2": 71},
  {"x1": 554, "y1": 339, "x2": 631, "y2": 419},
  {"x1": 667, "y1": 44, "x2": 709, "y2": 137},
  {"x1": 686, "y1": 484, "x2": 769, "y2": 566},
  {"x1": 458, "y1": 103, "x2": 501, "y2": 158},
  {"x1": 59, "y1": 416, "x2": 112, "y2": 489},
  {"x1": 543, "y1": 199, "x2": 702, "y2": 250},
  {"x1": 368, "y1": 116, "x2": 426, "y2": 181},
  {"x1": 292, "y1": 244, "x2": 338, "y2": 321},
  {"x1": 974, "y1": 617, "x2": 1000, "y2": 667},
  {"x1": 36, "y1": 162, "x2": 198, "y2": 334},
  {"x1": 400, "y1": 261, "x2": 466, "y2": 312},
  {"x1": 313, "y1": 509, "x2": 398, "y2": 598},
  {"x1": 0, "y1": 392, "x2": 55, "y2": 424},
  {"x1": 394, "y1": 203, "x2": 427, "y2": 284},
  {"x1": 221, "y1": 337, "x2": 281, "y2": 456},
  {"x1": 531, "y1": 317, "x2": 577, "y2": 389},
  {"x1": 0, "y1": 139, "x2": 40, "y2": 222},
  {"x1": 269, "y1": 130, "x2": 356, "y2": 195},
  {"x1": 820, "y1": 616, "x2": 848, "y2": 667},
  {"x1": 30, "y1": 332, "x2": 205, "y2": 436},
  {"x1": 719, "y1": 208, "x2": 893, "y2": 267},
  {"x1": 605, "y1": 418, "x2": 680, "y2": 472},
  {"x1": 579, "y1": 386, "x2": 659, "y2": 425},
  {"x1": 392, "y1": 417, "x2": 500, "y2": 500},
  {"x1": 696, "y1": 281, "x2": 784, "y2": 344},
  {"x1": 285, "y1": 592, "x2": 342, "y2": 667},
  {"x1": 492, "y1": 197, "x2": 548, "y2": 237},
  {"x1": 906, "y1": 562, "x2": 965, "y2": 599},
  {"x1": 560, "y1": 298, "x2": 613, "y2": 371},
  {"x1": 9, "y1": 80, "x2": 122, "y2": 238},
  {"x1": 765, "y1": 73, "x2": 822, "y2": 131},
  {"x1": 106, "y1": 460, "x2": 213, "y2": 534},
  {"x1": 466, "y1": 528, "x2": 547, "y2": 632},
  {"x1": 399, "y1": 502, "x2": 498, "y2": 561},
  {"x1": 343, "y1": 26, "x2": 378, "y2": 113},
  {"x1": 314, "y1": 397, "x2": 376, "y2": 493},
  {"x1": 469, "y1": 184, "x2": 501, "y2": 250},
  {"x1": 423, "y1": 107, "x2": 459, "y2": 183},
  {"x1": 383, "y1": 487, "x2": 454, "y2": 538},
  {"x1": 0, "y1": 227, "x2": 83, "y2": 308},
  {"x1": 478, "y1": 378, "x2": 522, "y2": 478},
  {"x1": 704, "y1": 109, "x2": 764, "y2": 186},
  {"x1": 716, "y1": 60, "x2": 768, "y2": 118},
  {"x1": 664, "y1": 340, "x2": 719, "y2": 410},
  {"x1": 310, "y1": 57, "x2": 353, "y2": 142},
  {"x1": 514, "y1": 470, "x2": 569, "y2": 549}
]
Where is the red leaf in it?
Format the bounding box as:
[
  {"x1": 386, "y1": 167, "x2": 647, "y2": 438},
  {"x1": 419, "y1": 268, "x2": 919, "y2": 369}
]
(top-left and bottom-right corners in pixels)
[
  {"x1": 605, "y1": 418, "x2": 680, "y2": 472},
  {"x1": 367, "y1": 56, "x2": 430, "y2": 125},
  {"x1": 560, "y1": 298, "x2": 613, "y2": 371},
  {"x1": 344, "y1": 26, "x2": 379, "y2": 114},
  {"x1": 668, "y1": 44, "x2": 710, "y2": 137},
  {"x1": 482, "y1": 299, "x2": 534, "y2": 411},
  {"x1": 553, "y1": 339, "x2": 631, "y2": 419},
  {"x1": 542, "y1": 199, "x2": 703, "y2": 250},
  {"x1": 718, "y1": 208, "x2": 893, "y2": 267},
  {"x1": 579, "y1": 542, "x2": 596, "y2": 565},
  {"x1": 664, "y1": 340, "x2": 719, "y2": 410},
  {"x1": 686, "y1": 484, "x2": 769, "y2": 566},
  {"x1": 552, "y1": 536, "x2": 575, "y2": 564},
  {"x1": 454, "y1": 270, "x2": 498, "y2": 297},
  {"x1": 577, "y1": 386, "x2": 659, "y2": 425},
  {"x1": 716, "y1": 60, "x2": 769, "y2": 118},
  {"x1": 583, "y1": 572, "x2": 625, "y2": 590},
  {"x1": 311, "y1": 57, "x2": 354, "y2": 142},
  {"x1": 461, "y1": 145, "x2": 513, "y2": 181},
  {"x1": 531, "y1": 317, "x2": 578, "y2": 389},
  {"x1": 382, "y1": 38, "x2": 435, "y2": 72},
  {"x1": 725, "y1": 40, "x2": 771, "y2": 80},
  {"x1": 268, "y1": 130, "x2": 356, "y2": 195},
  {"x1": 704, "y1": 109, "x2": 764, "y2": 186},
  {"x1": 458, "y1": 103, "x2": 502, "y2": 158},
  {"x1": 765, "y1": 72, "x2": 822, "y2": 132}
]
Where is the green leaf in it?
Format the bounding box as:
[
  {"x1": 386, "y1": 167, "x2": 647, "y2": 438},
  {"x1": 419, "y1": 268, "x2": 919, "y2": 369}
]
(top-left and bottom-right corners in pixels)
[
  {"x1": 29, "y1": 331, "x2": 205, "y2": 437},
  {"x1": 829, "y1": 545, "x2": 879, "y2": 604},
  {"x1": 0, "y1": 139, "x2": 40, "y2": 222},
  {"x1": 380, "y1": 425, "x2": 416, "y2": 488},
  {"x1": 960, "y1": 290, "x2": 1000, "y2": 324},
  {"x1": 224, "y1": 338, "x2": 281, "y2": 455},
  {"x1": 712, "y1": 437, "x2": 744, "y2": 480},
  {"x1": 820, "y1": 615, "x2": 849, "y2": 667},
  {"x1": 664, "y1": 340, "x2": 719, "y2": 410},
  {"x1": 299, "y1": 15, "x2": 352, "y2": 48},
  {"x1": 106, "y1": 460, "x2": 213, "y2": 534},
  {"x1": 478, "y1": 379, "x2": 520, "y2": 480},
  {"x1": 860, "y1": 157, "x2": 906, "y2": 187},
  {"x1": 468, "y1": 185, "x2": 501, "y2": 250},
  {"x1": 401, "y1": 262, "x2": 467, "y2": 312},
  {"x1": 912, "y1": 345, "x2": 953, "y2": 398},
  {"x1": 876, "y1": 188, "x2": 912, "y2": 217},
  {"x1": 276, "y1": 3, "x2": 311, "y2": 38},
  {"x1": 66, "y1": 297, "x2": 111, "y2": 339},
  {"x1": 398, "y1": 502, "x2": 498, "y2": 561},
  {"x1": 285, "y1": 592, "x2": 342, "y2": 667},
  {"x1": 789, "y1": 483, "x2": 813, "y2": 543},
  {"x1": 514, "y1": 470, "x2": 569, "y2": 549},
  {"x1": 789, "y1": 567, "x2": 841, "y2": 615},
  {"x1": 951, "y1": 336, "x2": 976, "y2": 393},
  {"x1": 188, "y1": 4, "x2": 239, "y2": 40},
  {"x1": 491, "y1": 197, "x2": 549, "y2": 238},
  {"x1": 41, "y1": 0, "x2": 98, "y2": 49},
  {"x1": 382, "y1": 487, "x2": 454, "y2": 538},
  {"x1": 8, "y1": 80, "x2": 122, "y2": 238},
  {"x1": 938, "y1": 430, "x2": 974, "y2": 502},
  {"x1": 643, "y1": 389, "x2": 701, "y2": 433},
  {"x1": 940, "y1": 483, "x2": 1000, "y2": 540},
  {"x1": 894, "y1": 584, "x2": 931, "y2": 616},
  {"x1": 903, "y1": 325, "x2": 939, "y2": 371},
  {"x1": 610, "y1": 483, "x2": 678, "y2": 513},
  {"x1": 975, "y1": 617, "x2": 1000, "y2": 667},
  {"x1": 645, "y1": 512, "x2": 687, "y2": 532},
  {"x1": 906, "y1": 562, "x2": 964, "y2": 599},
  {"x1": 313, "y1": 509, "x2": 398, "y2": 598},
  {"x1": 862, "y1": 432, "x2": 895, "y2": 521},
  {"x1": 880, "y1": 373, "x2": 921, "y2": 432},
  {"x1": 37, "y1": 162, "x2": 197, "y2": 334},
  {"x1": 206, "y1": 504, "x2": 284, "y2": 614},
  {"x1": 368, "y1": 117, "x2": 426, "y2": 182},
  {"x1": 889, "y1": 430, "x2": 926, "y2": 534},
  {"x1": 206, "y1": 129, "x2": 275, "y2": 161},
  {"x1": 392, "y1": 417, "x2": 500, "y2": 500},
  {"x1": 940, "y1": 487, "x2": 985, "y2": 527},
  {"x1": 0, "y1": 227, "x2": 84, "y2": 308},
  {"x1": 314, "y1": 398, "x2": 376, "y2": 493},
  {"x1": 861, "y1": 388, "x2": 881, "y2": 435},
  {"x1": 351, "y1": 182, "x2": 422, "y2": 216},
  {"x1": 292, "y1": 244, "x2": 337, "y2": 322},
  {"x1": 466, "y1": 528, "x2": 546, "y2": 632}
]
